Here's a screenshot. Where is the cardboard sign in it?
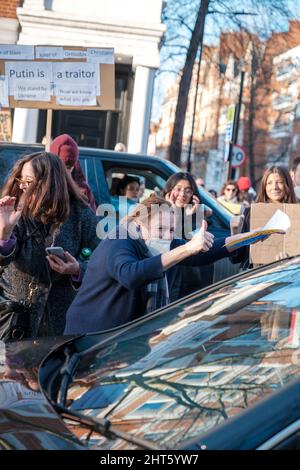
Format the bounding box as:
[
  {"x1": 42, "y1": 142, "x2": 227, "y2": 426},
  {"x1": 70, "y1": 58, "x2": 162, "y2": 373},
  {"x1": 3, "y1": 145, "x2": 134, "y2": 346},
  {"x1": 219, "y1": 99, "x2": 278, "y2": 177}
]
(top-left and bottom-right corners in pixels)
[
  {"x1": 250, "y1": 203, "x2": 300, "y2": 264},
  {"x1": 0, "y1": 109, "x2": 12, "y2": 142},
  {"x1": 0, "y1": 45, "x2": 115, "y2": 111}
]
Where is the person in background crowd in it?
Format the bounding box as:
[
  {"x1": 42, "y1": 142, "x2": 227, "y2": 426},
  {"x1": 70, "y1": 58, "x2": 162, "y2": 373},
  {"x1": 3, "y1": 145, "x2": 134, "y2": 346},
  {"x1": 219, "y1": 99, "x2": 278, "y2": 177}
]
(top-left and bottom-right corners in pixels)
[
  {"x1": 50, "y1": 134, "x2": 97, "y2": 212},
  {"x1": 0, "y1": 152, "x2": 99, "y2": 338},
  {"x1": 290, "y1": 156, "x2": 300, "y2": 200},
  {"x1": 162, "y1": 173, "x2": 213, "y2": 301},
  {"x1": 208, "y1": 189, "x2": 217, "y2": 198},
  {"x1": 117, "y1": 175, "x2": 140, "y2": 202},
  {"x1": 114, "y1": 142, "x2": 127, "y2": 152},
  {"x1": 111, "y1": 175, "x2": 141, "y2": 220},
  {"x1": 237, "y1": 176, "x2": 252, "y2": 207},
  {"x1": 195, "y1": 177, "x2": 205, "y2": 188},
  {"x1": 218, "y1": 180, "x2": 239, "y2": 204},
  {"x1": 232, "y1": 165, "x2": 297, "y2": 268},
  {"x1": 217, "y1": 180, "x2": 242, "y2": 215},
  {"x1": 64, "y1": 194, "x2": 259, "y2": 335}
]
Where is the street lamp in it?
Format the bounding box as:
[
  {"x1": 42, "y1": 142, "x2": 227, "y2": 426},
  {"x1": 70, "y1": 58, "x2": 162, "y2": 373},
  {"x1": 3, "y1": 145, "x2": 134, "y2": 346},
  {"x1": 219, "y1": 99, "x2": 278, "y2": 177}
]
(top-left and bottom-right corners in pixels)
[
  {"x1": 186, "y1": 46, "x2": 203, "y2": 173},
  {"x1": 226, "y1": 64, "x2": 245, "y2": 181}
]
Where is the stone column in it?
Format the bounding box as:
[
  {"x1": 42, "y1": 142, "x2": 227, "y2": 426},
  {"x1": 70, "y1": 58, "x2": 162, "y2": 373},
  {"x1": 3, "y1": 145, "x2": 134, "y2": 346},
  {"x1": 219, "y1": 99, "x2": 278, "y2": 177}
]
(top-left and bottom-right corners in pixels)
[
  {"x1": 12, "y1": 108, "x2": 39, "y2": 143},
  {"x1": 127, "y1": 66, "x2": 155, "y2": 154}
]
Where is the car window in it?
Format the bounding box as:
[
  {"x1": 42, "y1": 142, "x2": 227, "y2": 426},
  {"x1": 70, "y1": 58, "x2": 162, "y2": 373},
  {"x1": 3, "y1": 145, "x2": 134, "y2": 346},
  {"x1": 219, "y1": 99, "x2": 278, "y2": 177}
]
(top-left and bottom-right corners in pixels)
[
  {"x1": 64, "y1": 257, "x2": 300, "y2": 449},
  {"x1": 104, "y1": 165, "x2": 166, "y2": 201},
  {"x1": 0, "y1": 148, "x2": 32, "y2": 189},
  {"x1": 79, "y1": 156, "x2": 100, "y2": 205}
]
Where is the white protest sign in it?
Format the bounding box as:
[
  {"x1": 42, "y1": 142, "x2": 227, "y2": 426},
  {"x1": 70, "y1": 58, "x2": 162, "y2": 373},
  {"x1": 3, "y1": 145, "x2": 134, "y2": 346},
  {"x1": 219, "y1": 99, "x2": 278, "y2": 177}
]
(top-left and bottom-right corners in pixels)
[
  {"x1": 35, "y1": 46, "x2": 64, "y2": 60},
  {"x1": 87, "y1": 48, "x2": 114, "y2": 64},
  {"x1": 0, "y1": 45, "x2": 34, "y2": 60},
  {"x1": 63, "y1": 49, "x2": 87, "y2": 59},
  {"x1": 14, "y1": 82, "x2": 51, "y2": 101},
  {"x1": 53, "y1": 62, "x2": 100, "y2": 95},
  {"x1": 55, "y1": 83, "x2": 97, "y2": 106},
  {"x1": 263, "y1": 209, "x2": 291, "y2": 232},
  {"x1": 5, "y1": 61, "x2": 52, "y2": 101},
  {"x1": 0, "y1": 75, "x2": 9, "y2": 107}
]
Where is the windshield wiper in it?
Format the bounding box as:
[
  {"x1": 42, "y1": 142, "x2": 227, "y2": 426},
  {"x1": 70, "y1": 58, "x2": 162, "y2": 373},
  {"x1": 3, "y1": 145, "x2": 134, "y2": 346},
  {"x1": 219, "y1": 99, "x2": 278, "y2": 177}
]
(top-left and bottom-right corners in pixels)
[{"x1": 53, "y1": 403, "x2": 161, "y2": 451}]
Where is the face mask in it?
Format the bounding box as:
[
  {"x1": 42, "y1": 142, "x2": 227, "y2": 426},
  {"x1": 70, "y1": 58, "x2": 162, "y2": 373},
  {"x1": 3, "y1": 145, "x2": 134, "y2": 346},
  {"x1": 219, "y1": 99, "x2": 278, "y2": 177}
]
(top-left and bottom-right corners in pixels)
[
  {"x1": 294, "y1": 186, "x2": 300, "y2": 199},
  {"x1": 146, "y1": 239, "x2": 171, "y2": 255}
]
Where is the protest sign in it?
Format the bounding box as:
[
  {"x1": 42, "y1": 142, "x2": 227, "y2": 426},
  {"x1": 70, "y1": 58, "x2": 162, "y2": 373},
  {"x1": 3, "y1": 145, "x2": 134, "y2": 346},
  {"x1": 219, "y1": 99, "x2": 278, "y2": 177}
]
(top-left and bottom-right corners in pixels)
[
  {"x1": 0, "y1": 109, "x2": 12, "y2": 142},
  {"x1": 0, "y1": 45, "x2": 115, "y2": 110},
  {"x1": 250, "y1": 203, "x2": 300, "y2": 264}
]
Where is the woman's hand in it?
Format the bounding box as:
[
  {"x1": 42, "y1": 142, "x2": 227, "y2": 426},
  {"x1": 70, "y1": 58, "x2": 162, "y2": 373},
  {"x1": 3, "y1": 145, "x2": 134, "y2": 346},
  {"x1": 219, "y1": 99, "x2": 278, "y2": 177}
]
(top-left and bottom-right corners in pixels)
[
  {"x1": 185, "y1": 195, "x2": 201, "y2": 216},
  {"x1": 46, "y1": 251, "x2": 80, "y2": 276},
  {"x1": 275, "y1": 252, "x2": 289, "y2": 261},
  {"x1": 230, "y1": 215, "x2": 244, "y2": 235},
  {"x1": 165, "y1": 191, "x2": 177, "y2": 206},
  {"x1": 0, "y1": 196, "x2": 22, "y2": 240},
  {"x1": 161, "y1": 220, "x2": 215, "y2": 270},
  {"x1": 185, "y1": 220, "x2": 214, "y2": 255}
]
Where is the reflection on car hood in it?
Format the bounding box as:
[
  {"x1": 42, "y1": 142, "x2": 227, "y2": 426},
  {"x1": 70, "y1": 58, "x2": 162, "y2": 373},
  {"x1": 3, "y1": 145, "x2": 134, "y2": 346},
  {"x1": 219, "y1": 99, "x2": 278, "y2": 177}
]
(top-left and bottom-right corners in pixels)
[
  {"x1": 0, "y1": 337, "x2": 85, "y2": 450},
  {"x1": 56, "y1": 257, "x2": 300, "y2": 450}
]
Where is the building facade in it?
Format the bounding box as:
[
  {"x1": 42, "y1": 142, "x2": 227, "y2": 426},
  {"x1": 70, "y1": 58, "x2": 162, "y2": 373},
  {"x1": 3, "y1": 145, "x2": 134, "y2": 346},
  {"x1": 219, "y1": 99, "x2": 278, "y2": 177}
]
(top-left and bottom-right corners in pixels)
[
  {"x1": 151, "y1": 22, "x2": 300, "y2": 191},
  {"x1": 2, "y1": 0, "x2": 165, "y2": 153}
]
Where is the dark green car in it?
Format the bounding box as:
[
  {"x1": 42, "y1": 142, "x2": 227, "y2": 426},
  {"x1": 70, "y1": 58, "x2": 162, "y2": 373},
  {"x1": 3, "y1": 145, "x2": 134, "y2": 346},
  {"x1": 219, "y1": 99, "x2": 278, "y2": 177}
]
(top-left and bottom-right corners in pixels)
[{"x1": 0, "y1": 142, "x2": 237, "y2": 281}]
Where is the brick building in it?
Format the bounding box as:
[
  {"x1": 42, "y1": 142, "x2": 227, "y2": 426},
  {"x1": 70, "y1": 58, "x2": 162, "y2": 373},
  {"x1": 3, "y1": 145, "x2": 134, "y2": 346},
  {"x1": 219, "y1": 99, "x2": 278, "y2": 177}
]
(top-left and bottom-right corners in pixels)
[
  {"x1": 0, "y1": 0, "x2": 21, "y2": 43},
  {"x1": 151, "y1": 21, "x2": 300, "y2": 191},
  {"x1": 1, "y1": 0, "x2": 165, "y2": 153}
]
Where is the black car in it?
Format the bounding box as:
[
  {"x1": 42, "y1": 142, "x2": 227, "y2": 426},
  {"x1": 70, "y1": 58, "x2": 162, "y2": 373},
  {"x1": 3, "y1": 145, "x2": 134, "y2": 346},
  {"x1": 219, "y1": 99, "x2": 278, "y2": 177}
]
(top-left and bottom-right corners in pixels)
[
  {"x1": 2, "y1": 256, "x2": 300, "y2": 450},
  {"x1": 0, "y1": 143, "x2": 237, "y2": 282}
]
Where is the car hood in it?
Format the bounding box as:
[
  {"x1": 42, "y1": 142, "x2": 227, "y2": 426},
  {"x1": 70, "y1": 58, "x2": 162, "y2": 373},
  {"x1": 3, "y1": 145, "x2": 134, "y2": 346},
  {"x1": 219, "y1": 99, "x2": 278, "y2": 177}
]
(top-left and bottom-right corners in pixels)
[
  {"x1": 40, "y1": 257, "x2": 300, "y2": 450},
  {"x1": 0, "y1": 337, "x2": 85, "y2": 450}
]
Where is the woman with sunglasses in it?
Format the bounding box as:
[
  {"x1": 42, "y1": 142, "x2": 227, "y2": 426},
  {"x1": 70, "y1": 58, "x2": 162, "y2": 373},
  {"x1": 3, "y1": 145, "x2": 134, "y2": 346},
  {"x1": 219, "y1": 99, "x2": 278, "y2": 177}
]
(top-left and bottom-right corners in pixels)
[
  {"x1": 0, "y1": 152, "x2": 99, "y2": 339},
  {"x1": 217, "y1": 180, "x2": 245, "y2": 215},
  {"x1": 218, "y1": 180, "x2": 239, "y2": 204}
]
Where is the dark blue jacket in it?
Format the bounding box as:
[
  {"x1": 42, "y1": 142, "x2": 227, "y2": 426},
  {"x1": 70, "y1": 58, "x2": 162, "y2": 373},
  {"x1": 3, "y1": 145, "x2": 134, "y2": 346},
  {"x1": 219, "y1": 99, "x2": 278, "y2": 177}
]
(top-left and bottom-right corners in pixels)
[{"x1": 64, "y1": 235, "x2": 228, "y2": 335}]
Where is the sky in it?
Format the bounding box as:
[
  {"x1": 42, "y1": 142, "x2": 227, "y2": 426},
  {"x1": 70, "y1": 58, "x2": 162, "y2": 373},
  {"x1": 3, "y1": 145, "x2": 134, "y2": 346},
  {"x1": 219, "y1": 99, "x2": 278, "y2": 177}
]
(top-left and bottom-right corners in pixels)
[{"x1": 151, "y1": 0, "x2": 300, "y2": 122}]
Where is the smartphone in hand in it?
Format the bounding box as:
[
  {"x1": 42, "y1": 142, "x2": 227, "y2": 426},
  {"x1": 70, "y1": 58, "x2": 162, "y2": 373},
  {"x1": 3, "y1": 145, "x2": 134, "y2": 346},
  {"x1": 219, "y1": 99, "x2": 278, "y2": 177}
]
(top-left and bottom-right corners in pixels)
[{"x1": 45, "y1": 246, "x2": 66, "y2": 261}]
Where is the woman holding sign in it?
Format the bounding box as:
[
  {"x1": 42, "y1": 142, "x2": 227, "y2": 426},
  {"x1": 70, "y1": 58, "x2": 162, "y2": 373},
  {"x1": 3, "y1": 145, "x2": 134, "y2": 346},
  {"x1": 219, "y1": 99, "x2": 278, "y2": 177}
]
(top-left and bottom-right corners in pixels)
[{"x1": 231, "y1": 165, "x2": 297, "y2": 268}]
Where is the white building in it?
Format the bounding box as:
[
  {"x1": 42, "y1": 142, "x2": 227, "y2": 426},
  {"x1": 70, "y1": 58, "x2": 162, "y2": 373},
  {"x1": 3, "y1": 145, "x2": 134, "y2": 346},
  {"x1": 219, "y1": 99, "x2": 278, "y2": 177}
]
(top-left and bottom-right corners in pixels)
[{"x1": 11, "y1": 0, "x2": 165, "y2": 153}]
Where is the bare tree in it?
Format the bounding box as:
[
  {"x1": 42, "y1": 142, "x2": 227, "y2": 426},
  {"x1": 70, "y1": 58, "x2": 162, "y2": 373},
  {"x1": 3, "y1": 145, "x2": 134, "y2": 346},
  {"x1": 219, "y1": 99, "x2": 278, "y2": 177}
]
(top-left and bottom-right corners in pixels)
[
  {"x1": 168, "y1": 0, "x2": 209, "y2": 166},
  {"x1": 161, "y1": 0, "x2": 296, "y2": 169}
]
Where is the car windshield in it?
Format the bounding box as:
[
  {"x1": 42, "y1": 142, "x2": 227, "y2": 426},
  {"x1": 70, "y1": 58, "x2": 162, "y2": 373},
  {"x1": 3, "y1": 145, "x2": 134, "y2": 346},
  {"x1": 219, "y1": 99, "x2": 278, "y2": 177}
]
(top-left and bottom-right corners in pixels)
[{"x1": 61, "y1": 257, "x2": 300, "y2": 449}]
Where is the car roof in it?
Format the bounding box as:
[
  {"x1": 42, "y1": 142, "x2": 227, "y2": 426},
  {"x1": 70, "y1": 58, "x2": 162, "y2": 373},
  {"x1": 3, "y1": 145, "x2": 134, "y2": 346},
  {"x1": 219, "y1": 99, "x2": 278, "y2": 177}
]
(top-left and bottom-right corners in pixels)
[
  {"x1": 0, "y1": 142, "x2": 178, "y2": 168},
  {"x1": 41, "y1": 256, "x2": 300, "y2": 450},
  {"x1": 0, "y1": 142, "x2": 232, "y2": 227}
]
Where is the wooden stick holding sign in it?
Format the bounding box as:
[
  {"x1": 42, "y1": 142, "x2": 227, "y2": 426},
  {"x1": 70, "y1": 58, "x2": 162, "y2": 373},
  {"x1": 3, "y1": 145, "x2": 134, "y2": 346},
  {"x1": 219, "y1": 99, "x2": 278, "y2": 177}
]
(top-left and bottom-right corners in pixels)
[{"x1": 45, "y1": 108, "x2": 52, "y2": 151}]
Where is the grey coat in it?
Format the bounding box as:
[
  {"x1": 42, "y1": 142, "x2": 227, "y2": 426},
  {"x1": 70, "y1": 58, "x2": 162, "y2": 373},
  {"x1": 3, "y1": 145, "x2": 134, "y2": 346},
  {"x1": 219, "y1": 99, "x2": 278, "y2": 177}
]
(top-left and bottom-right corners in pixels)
[{"x1": 0, "y1": 200, "x2": 99, "y2": 337}]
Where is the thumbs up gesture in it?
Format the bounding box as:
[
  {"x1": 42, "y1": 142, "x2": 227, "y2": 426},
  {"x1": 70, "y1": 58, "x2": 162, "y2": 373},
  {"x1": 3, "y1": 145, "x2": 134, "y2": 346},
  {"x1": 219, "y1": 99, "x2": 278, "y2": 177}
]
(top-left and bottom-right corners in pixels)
[{"x1": 186, "y1": 220, "x2": 214, "y2": 255}]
